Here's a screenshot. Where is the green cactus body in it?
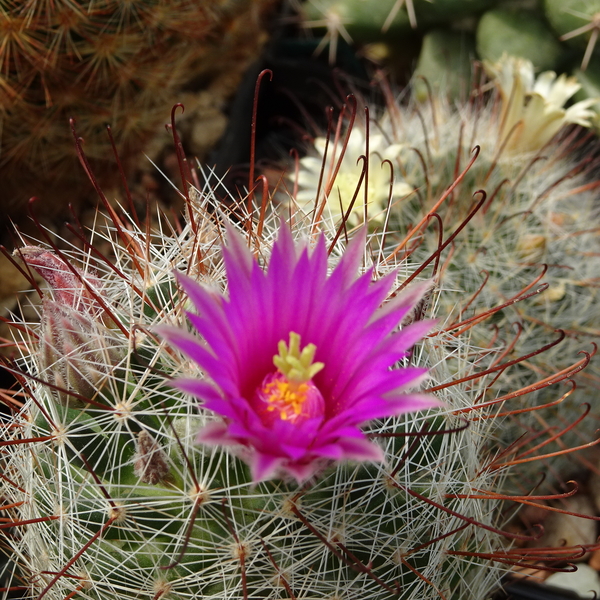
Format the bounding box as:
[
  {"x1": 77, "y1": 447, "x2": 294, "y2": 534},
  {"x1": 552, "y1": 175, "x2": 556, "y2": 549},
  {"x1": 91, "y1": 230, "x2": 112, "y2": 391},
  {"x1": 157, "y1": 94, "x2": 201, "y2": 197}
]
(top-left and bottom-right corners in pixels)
[
  {"x1": 1, "y1": 177, "x2": 578, "y2": 599},
  {"x1": 2, "y1": 59, "x2": 599, "y2": 596},
  {"x1": 544, "y1": 0, "x2": 600, "y2": 47},
  {"x1": 574, "y1": 60, "x2": 600, "y2": 129},
  {"x1": 412, "y1": 29, "x2": 476, "y2": 102},
  {"x1": 302, "y1": 0, "x2": 497, "y2": 41},
  {"x1": 290, "y1": 55, "x2": 600, "y2": 481},
  {"x1": 476, "y1": 8, "x2": 562, "y2": 70}
]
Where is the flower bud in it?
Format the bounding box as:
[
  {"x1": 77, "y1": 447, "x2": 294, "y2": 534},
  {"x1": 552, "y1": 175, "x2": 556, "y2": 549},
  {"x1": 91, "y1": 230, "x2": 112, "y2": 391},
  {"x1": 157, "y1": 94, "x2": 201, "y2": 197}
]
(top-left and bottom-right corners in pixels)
[
  {"x1": 17, "y1": 246, "x2": 102, "y2": 314},
  {"x1": 133, "y1": 430, "x2": 170, "y2": 485},
  {"x1": 17, "y1": 246, "x2": 122, "y2": 406},
  {"x1": 41, "y1": 299, "x2": 119, "y2": 406}
]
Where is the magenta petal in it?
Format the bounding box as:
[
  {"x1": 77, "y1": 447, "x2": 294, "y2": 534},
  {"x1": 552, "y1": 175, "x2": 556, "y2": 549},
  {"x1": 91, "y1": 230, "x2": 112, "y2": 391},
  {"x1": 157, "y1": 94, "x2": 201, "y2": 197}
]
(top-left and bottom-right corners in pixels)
[
  {"x1": 339, "y1": 398, "x2": 422, "y2": 424},
  {"x1": 196, "y1": 422, "x2": 237, "y2": 446},
  {"x1": 340, "y1": 401, "x2": 405, "y2": 424},
  {"x1": 312, "y1": 444, "x2": 344, "y2": 460},
  {"x1": 223, "y1": 223, "x2": 254, "y2": 279},
  {"x1": 186, "y1": 312, "x2": 237, "y2": 366},
  {"x1": 155, "y1": 326, "x2": 237, "y2": 386},
  {"x1": 386, "y1": 321, "x2": 436, "y2": 358},
  {"x1": 284, "y1": 461, "x2": 322, "y2": 483},
  {"x1": 383, "y1": 393, "x2": 443, "y2": 414},
  {"x1": 328, "y1": 226, "x2": 367, "y2": 291},
  {"x1": 174, "y1": 274, "x2": 230, "y2": 335},
  {"x1": 368, "y1": 321, "x2": 437, "y2": 368},
  {"x1": 280, "y1": 443, "x2": 310, "y2": 460},
  {"x1": 344, "y1": 368, "x2": 429, "y2": 406},
  {"x1": 229, "y1": 415, "x2": 269, "y2": 440},
  {"x1": 251, "y1": 452, "x2": 284, "y2": 481},
  {"x1": 171, "y1": 378, "x2": 223, "y2": 403},
  {"x1": 374, "y1": 279, "x2": 432, "y2": 322},
  {"x1": 336, "y1": 436, "x2": 384, "y2": 461},
  {"x1": 227, "y1": 420, "x2": 257, "y2": 440},
  {"x1": 329, "y1": 369, "x2": 426, "y2": 416},
  {"x1": 267, "y1": 220, "x2": 298, "y2": 281}
]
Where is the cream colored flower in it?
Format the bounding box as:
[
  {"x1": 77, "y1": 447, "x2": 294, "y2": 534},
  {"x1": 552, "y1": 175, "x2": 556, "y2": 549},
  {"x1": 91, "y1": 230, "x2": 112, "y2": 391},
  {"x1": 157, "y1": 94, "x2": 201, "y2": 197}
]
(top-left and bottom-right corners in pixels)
[
  {"x1": 485, "y1": 54, "x2": 596, "y2": 155},
  {"x1": 295, "y1": 125, "x2": 413, "y2": 226}
]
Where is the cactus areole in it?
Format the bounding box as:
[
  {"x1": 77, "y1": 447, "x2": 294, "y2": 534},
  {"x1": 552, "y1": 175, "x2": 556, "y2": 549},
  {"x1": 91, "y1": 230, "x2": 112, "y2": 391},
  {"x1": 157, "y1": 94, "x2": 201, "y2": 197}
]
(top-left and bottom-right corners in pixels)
[{"x1": 158, "y1": 225, "x2": 439, "y2": 482}]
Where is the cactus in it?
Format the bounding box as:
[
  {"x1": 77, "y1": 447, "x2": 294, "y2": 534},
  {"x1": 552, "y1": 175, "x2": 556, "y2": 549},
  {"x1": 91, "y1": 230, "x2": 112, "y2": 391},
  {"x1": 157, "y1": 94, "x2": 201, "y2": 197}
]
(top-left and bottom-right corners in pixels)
[
  {"x1": 0, "y1": 0, "x2": 276, "y2": 230},
  {"x1": 290, "y1": 53, "x2": 600, "y2": 478},
  {"x1": 412, "y1": 30, "x2": 476, "y2": 102},
  {"x1": 300, "y1": 0, "x2": 497, "y2": 43},
  {"x1": 0, "y1": 93, "x2": 597, "y2": 600},
  {"x1": 298, "y1": 0, "x2": 600, "y2": 127},
  {"x1": 544, "y1": 0, "x2": 600, "y2": 70},
  {"x1": 476, "y1": 8, "x2": 562, "y2": 71}
]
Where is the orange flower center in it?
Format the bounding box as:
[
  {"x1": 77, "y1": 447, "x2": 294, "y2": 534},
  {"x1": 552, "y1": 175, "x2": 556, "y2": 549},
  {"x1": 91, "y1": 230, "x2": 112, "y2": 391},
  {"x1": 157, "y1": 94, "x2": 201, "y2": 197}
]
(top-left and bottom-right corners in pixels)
[{"x1": 256, "y1": 372, "x2": 324, "y2": 426}]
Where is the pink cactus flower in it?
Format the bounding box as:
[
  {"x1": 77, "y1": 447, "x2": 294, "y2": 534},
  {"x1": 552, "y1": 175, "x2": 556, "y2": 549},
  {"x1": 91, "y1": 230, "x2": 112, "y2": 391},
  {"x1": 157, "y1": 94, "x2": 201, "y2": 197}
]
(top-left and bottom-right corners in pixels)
[{"x1": 158, "y1": 225, "x2": 439, "y2": 482}]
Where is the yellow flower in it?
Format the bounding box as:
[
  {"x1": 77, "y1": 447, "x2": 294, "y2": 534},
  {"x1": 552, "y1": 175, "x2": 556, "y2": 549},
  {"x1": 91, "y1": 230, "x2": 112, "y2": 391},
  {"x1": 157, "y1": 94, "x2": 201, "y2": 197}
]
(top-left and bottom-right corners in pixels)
[
  {"x1": 485, "y1": 54, "x2": 596, "y2": 155},
  {"x1": 295, "y1": 125, "x2": 413, "y2": 225}
]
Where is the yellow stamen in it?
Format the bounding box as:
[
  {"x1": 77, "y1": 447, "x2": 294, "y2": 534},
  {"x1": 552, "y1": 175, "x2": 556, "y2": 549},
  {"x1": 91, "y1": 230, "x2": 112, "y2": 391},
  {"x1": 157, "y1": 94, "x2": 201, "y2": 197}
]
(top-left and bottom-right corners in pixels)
[
  {"x1": 263, "y1": 378, "x2": 310, "y2": 420},
  {"x1": 273, "y1": 332, "x2": 324, "y2": 384},
  {"x1": 254, "y1": 333, "x2": 325, "y2": 425}
]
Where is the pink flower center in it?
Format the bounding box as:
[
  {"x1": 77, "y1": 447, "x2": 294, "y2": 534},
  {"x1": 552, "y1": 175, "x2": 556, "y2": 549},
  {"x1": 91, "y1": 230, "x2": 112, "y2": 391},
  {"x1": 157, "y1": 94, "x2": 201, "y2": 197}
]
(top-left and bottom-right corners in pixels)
[{"x1": 255, "y1": 372, "x2": 324, "y2": 427}]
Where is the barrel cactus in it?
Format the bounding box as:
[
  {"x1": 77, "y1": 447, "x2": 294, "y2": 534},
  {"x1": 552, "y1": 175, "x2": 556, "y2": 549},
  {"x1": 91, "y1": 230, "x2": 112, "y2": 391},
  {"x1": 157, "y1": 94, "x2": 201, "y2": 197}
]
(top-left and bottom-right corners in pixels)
[
  {"x1": 1, "y1": 60, "x2": 598, "y2": 597},
  {"x1": 292, "y1": 54, "x2": 600, "y2": 463}
]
